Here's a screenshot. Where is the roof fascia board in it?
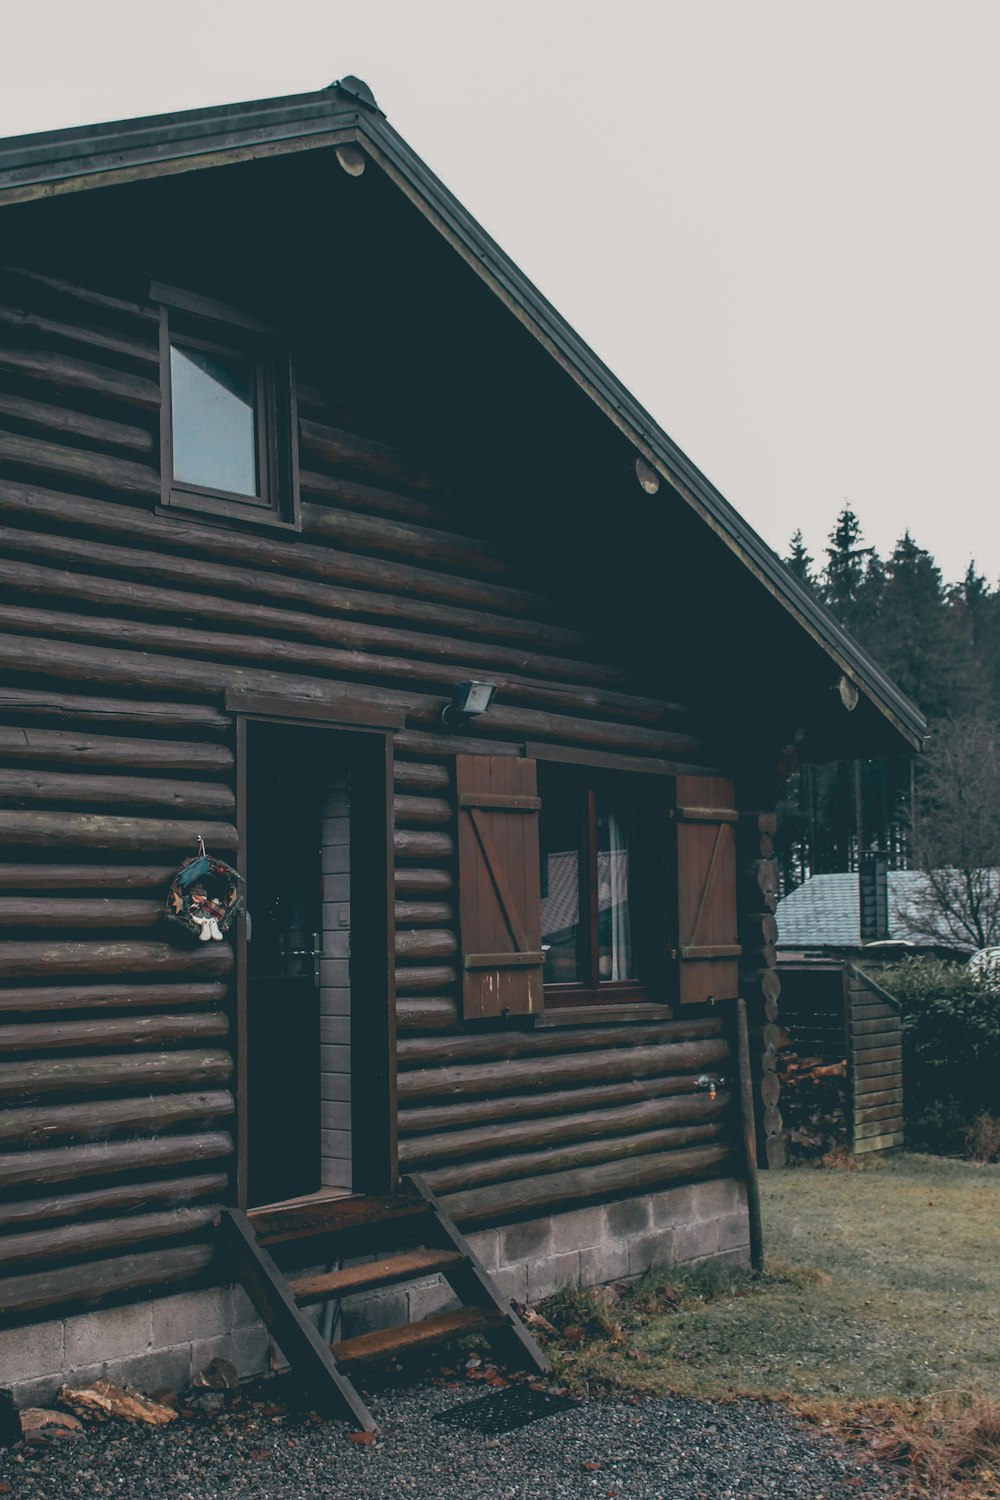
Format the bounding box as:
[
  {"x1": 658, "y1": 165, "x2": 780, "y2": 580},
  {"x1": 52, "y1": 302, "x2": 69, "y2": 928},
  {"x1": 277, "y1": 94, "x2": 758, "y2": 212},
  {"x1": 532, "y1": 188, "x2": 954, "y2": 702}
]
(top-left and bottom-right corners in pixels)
[
  {"x1": 355, "y1": 114, "x2": 925, "y2": 752},
  {"x1": 0, "y1": 90, "x2": 364, "y2": 205}
]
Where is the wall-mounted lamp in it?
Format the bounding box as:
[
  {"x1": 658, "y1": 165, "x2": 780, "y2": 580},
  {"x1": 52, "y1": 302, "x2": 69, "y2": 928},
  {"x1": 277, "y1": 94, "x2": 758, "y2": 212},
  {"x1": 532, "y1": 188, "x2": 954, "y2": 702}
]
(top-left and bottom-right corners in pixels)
[{"x1": 442, "y1": 680, "x2": 498, "y2": 728}]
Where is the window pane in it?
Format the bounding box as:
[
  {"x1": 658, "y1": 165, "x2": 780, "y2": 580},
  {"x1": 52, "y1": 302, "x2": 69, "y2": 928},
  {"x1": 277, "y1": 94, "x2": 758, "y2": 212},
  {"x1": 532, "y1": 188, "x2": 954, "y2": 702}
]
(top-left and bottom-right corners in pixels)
[
  {"x1": 171, "y1": 343, "x2": 259, "y2": 497},
  {"x1": 597, "y1": 797, "x2": 634, "y2": 981},
  {"x1": 540, "y1": 787, "x2": 582, "y2": 983}
]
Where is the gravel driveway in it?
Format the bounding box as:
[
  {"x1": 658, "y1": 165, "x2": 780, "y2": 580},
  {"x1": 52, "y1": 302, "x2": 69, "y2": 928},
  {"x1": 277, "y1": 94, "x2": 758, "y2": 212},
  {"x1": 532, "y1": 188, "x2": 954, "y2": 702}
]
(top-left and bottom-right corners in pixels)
[{"x1": 1, "y1": 1376, "x2": 904, "y2": 1500}]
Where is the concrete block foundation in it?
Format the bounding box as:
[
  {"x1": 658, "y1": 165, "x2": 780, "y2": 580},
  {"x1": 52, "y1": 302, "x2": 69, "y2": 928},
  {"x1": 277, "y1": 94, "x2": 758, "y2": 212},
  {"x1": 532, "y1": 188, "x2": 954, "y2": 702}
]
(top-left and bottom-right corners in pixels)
[{"x1": 1, "y1": 1177, "x2": 750, "y2": 1406}]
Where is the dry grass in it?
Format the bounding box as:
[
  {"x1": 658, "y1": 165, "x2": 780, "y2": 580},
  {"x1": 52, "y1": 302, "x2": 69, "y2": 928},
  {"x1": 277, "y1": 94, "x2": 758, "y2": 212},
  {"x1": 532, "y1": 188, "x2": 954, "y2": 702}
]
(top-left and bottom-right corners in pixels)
[{"x1": 533, "y1": 1153, "x2": 1000, "y2": 1498}]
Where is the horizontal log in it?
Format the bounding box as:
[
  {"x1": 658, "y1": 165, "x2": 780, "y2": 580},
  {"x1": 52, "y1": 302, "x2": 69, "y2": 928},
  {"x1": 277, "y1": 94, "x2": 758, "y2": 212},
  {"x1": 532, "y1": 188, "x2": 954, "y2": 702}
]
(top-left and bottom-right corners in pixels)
[
  {"x1": 0, "y1": 1048, "x2": 233, "y2": 1098},
  {"x1": 0, "y1": 548, "x2": 622, "y2": 697},
  {"x1": 0, "y1": 265, "x2": 157, "y2": 324},
  {"x1": 0, "y1": 480, "x2": 560, "y2": 623},
  {"x1": 425, "y1": 1120, "x2": 726, "y2": 1195},
  {"x1": 0, "y1": 1205, "x2": 218, "y2": 1272},
  {"x1": 0, "y1": 938, "x2": 232, "y2": 981},
  {"x1": 0, "y1": 591, "x2": 667, "y2": 729},
  {"x1": 394, "y1": 928, "x2": 457, "y2": 961},
  {"x1": 0, "y1": 345, "x2": 160, "y2": 410},
  {"x1": 0, "y1": 863, "x2": 177, "y2": 892},
  {"x1": 0, "y1": 430, "x2": 158, "y2": 498},
  {"x1": 0, "y1": 981, "x2": 228, "y2": 1014},
  {"x1": 398, "y1": 1069, "x2": 708, "y2": 1134},
  {"x1": 0, "y1": 1130, "x2": 233, "y2": 1191},
  {"x1": 395, "y1": 964, "x2": 458, "y2": 994},
  {"x1": 0, "y1": 510, "x2": 598, "y2": 663},
  {"x1": 395, "y1": 996, "x2": 460, "y2": 1031},
  {"x1": 0, "y1": 627, "x2": 689, "y2": 760},
  {"x1": 0, "y1": 896, "x2": 162, "y2": 929},
  {"x1": 0, "y1": 1171, "x2": 228, "y2": 1233},
  {"x1": 394, "y1": 867, "x2": 453, "y2": 896},
  {"x1": 853, "y1": 1085, "x2": 904, "y2": 1111},
  {"x1": 394, "y1": 828, "x2": 455, "y2": 859},
  {"x1": 0, "y1": 390, "x2": 155, "y2": 454},
  {"x1": 0, "y1": 300, "x2": 157, "y2": 366},
  {"x1": 394, "y1": 901, "x2": 454, "y2": 927},
  {"x1": 0, "y1": 685, "x2": 231, "y2": 732},
  {"x1": 440, "y1": 1143, "x2": 732, "y2": 1227},
  {"x1": 400, "y1": 1091, "x2": 729, "y2": 1168},
  {"x1": 393, "y1": 761, "x2": 451, "y2": 793},
  {"x1": 298, "y1": 464, "x2": 447, "y2": 525},
  {"x1": 853, "y1": 1130, "x2": 905, "y2": 1155},
  {"x1": 398, "y1": 1016, "x2": 721, "y2": 1068},
  {"x1": 397, "y1": 1036, "x2": 731, "y2": 1103},
  {"x1": 0, "y1": 1011, "x2": 229, "y2": 1054},
  {"x1": 0, "y1": 727, "x2": 233, "y2": 773},
  {"x1": 0, "y1": 766, "x2": 233, "y2": 815},
  {"x1": 297, "y1": 422, "x2": 443, "y2": 495},
  {"x1": 0, "y1": 810, "x2": 237, "y2": 851},
  {"x1": 393, "y1": 794, "x2": 451, "y2": 827},
  {"x1": 0, "y1": 1088, "x2": 234, "y2": 1148},
  {"x1": 0, "y1": 1242, "x2": 214, "y2": 1319},
  {"x1": 300, "y1": 500, "x2": 516, "y2": 580}
]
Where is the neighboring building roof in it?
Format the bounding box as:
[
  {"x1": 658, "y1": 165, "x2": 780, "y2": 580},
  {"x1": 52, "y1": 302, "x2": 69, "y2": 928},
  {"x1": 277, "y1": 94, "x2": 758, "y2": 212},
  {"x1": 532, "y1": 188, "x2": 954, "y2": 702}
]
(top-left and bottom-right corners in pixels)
[
  {"x1": 776, "y1": 871, "x2": 977, "y2": 953},
  {"x1": 0, "y1": 78, "x2": 926, "y2": 754}
]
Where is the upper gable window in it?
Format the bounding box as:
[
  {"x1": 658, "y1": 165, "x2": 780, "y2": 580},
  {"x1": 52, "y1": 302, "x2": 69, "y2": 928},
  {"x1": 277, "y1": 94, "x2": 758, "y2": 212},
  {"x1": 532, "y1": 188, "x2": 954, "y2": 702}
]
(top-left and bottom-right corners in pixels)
[{"x1": 154, "y1": 281, "x2": 299, "y2": 529}]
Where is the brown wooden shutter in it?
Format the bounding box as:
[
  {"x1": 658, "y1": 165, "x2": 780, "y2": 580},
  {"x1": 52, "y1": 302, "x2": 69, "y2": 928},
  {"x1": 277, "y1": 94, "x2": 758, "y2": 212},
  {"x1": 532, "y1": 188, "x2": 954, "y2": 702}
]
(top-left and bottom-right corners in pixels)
[
  {"x1": 675, "y1": 774, "x2": 741, "y2": 1004},
  {"x1": 456, "y1": 754, "x2": 543, "y2": 1020}
]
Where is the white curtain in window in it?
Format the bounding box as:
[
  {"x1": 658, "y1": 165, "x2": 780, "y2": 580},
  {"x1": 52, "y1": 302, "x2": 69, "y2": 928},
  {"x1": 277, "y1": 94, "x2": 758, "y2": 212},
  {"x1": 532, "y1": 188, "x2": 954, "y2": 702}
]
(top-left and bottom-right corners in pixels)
[{"x1": 605, "y1": 811, "x2": 632, "y2": 980}]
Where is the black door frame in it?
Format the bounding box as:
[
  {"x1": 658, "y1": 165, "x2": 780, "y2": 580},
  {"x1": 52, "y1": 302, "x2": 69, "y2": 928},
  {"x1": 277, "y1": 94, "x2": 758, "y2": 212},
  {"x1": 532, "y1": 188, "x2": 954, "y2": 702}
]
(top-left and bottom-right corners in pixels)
[{"x1": 232, "y1": 698, "x2": 399, "y2": 1209}]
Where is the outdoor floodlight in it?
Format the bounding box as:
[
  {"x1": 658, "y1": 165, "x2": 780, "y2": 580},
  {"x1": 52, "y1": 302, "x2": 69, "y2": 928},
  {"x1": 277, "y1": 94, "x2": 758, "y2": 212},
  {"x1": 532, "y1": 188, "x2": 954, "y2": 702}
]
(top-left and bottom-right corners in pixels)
[{"x1": 442, "y1": 680, "x2": 498, "y2": 727}]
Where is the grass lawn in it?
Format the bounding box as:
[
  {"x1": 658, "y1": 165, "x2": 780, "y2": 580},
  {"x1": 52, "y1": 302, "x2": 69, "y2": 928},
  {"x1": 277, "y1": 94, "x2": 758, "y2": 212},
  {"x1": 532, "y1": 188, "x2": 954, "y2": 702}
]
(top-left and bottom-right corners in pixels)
[{"x1": 539, "y1": 1154, "x2": 1000, "y2": 1493}]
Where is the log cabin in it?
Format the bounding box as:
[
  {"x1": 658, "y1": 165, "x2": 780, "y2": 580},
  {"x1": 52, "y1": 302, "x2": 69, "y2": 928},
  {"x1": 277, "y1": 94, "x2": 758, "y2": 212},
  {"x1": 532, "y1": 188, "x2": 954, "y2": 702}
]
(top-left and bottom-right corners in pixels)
[{"x1": 0, "y1": 77, "x2": 924, "y2": 1421}]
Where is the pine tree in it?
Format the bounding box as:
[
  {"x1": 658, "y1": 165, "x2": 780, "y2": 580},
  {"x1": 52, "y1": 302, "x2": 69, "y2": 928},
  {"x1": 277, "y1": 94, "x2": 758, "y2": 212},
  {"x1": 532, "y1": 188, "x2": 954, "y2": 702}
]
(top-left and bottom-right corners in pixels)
[
  {"x1": 827, "y1": 510, "x2": 869, "y2": 639},
  {"x1": 874, "y1": 532, "x2": 981, "y2": 720},
  {"x1": 785, "y1": 529, "x2": 817, "y2": 592}
]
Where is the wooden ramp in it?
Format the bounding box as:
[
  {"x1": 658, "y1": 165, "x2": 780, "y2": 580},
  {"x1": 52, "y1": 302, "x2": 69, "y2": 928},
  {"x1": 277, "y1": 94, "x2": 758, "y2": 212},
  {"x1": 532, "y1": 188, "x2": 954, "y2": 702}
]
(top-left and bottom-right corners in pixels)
[{"x1": 220, "y1": 1173, "x2": 551, "y2": 1432}]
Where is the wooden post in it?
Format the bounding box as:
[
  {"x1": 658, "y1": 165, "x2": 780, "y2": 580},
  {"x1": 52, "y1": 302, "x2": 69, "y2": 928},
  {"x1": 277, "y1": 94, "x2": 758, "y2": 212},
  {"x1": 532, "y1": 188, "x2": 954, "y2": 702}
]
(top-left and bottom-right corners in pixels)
[{"x1": 736, "y1": 998, "x2": 764, "y2": 1271}]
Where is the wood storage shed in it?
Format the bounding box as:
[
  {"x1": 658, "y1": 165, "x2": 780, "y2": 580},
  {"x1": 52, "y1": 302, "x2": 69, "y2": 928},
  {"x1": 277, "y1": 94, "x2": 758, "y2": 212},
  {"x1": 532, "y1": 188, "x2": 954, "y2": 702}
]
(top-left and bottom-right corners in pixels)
[{"x1": 0, "y1": 77, "x2": 924, "y2": 1422}]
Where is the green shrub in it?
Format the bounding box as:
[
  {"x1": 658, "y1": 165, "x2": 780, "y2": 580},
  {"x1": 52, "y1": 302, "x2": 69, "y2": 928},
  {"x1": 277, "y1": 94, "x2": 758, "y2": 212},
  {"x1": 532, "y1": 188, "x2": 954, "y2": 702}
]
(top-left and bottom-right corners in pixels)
[{"x1": 871, "y1": 958, "x2": 1000, "y2": 1156}]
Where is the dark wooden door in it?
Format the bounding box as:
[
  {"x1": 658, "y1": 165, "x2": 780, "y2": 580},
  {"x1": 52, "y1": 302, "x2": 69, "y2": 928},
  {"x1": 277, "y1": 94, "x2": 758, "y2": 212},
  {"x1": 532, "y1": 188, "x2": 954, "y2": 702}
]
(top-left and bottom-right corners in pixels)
[{"x1": 246, "y1": 724, "x2": 324, "y2": 1208}]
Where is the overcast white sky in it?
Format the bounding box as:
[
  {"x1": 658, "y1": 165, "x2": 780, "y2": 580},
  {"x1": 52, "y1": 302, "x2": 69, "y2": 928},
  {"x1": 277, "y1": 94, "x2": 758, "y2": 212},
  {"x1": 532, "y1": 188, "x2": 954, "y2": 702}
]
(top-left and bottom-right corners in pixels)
[{"x1": 1, "y1": 0, "x2": 997, "y2": 584}]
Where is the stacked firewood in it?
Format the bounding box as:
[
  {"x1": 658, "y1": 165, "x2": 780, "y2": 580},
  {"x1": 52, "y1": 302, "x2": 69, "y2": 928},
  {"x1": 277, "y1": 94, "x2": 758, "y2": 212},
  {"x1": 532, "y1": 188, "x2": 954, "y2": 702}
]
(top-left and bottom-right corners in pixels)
[{"x1": 777, "y1": 1051, "x2": 849, "y2": 1159}]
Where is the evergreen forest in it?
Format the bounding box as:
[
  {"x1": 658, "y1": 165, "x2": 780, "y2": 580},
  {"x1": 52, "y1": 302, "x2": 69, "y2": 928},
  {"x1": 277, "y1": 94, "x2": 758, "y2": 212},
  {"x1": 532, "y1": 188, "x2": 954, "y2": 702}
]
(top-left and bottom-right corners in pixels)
[{"x1": 777, "y1": 511, "x2": 1000, "y2": 901}]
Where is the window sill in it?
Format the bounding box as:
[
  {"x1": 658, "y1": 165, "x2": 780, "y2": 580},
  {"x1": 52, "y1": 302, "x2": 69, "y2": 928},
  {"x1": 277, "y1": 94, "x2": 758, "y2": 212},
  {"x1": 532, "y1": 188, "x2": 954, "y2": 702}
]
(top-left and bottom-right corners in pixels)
[
  {"x1": 156, "y1": 497, "x2": 301, "y2": 534},
  {"x1": 533, "y1": 1001, "x2": 673, "y2": 1028}
]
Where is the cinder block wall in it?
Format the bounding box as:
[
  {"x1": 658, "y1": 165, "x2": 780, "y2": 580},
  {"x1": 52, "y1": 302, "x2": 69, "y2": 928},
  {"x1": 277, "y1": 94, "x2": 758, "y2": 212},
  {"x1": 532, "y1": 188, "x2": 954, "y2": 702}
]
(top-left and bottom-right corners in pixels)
[{"x1": 1, "y1": 1179, "x2": 749, "y2": 1406}]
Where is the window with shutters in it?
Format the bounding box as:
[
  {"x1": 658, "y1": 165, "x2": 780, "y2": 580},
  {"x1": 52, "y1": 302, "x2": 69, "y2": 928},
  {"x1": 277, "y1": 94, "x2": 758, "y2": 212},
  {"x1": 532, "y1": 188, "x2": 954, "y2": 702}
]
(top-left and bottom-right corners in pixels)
[{"x1": 537, "y1": 766, "x2": 667, "y2": 1009}]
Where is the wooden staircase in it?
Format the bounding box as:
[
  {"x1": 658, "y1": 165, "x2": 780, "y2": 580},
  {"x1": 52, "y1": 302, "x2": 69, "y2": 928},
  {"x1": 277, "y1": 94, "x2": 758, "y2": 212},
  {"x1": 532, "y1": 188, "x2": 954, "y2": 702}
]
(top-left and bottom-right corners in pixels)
[{"x1": 220, "y1": 1173, "x2": 551, "y2": 1432}]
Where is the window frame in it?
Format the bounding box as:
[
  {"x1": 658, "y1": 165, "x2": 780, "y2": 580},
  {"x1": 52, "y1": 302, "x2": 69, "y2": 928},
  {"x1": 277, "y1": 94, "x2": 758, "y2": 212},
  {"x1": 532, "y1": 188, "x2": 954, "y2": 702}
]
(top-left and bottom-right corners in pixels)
[
  {"x1": 538, "y1": 765, "x2": 670, "y2": 1011},
  {"x1": 155, "y1": 282, "x2": 300, "y2": 531}
]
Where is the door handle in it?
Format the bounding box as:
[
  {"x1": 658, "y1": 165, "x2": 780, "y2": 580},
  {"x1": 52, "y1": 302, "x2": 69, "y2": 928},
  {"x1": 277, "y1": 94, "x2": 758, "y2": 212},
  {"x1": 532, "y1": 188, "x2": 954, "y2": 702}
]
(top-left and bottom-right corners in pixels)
[{"x1": 280, "y1": 933, "x2": 322, "y2": 984}]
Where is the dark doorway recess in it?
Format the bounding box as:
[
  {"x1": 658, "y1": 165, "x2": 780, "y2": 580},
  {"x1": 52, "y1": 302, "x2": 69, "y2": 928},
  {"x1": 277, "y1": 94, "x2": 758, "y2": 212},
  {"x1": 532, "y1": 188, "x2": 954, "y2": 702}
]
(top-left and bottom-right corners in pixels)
[{"x1": 240, "y1": 717, "x2": 396, "y2": 1210}]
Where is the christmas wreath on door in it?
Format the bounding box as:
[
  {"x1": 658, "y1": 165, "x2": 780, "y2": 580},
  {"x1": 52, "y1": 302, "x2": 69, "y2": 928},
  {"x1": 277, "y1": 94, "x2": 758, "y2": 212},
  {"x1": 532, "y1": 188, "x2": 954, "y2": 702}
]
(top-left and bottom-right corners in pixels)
[{"x1": 165, "y1": 845, "x2": 244, "y2": 941}]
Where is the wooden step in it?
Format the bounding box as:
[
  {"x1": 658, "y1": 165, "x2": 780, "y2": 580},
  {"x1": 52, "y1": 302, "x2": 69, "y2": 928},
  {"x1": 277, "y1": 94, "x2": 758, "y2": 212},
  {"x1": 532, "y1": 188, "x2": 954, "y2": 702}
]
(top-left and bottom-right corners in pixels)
[
  {"x1": 291, "y1": 1248, "x2": 464, "y2": 1306},
  {"x1": 332, "y1": 1305, "x2": 502, "y2": 1366},
  {"x1": 248, "y1": 1191, "x2": 427, "y2": 1248}
]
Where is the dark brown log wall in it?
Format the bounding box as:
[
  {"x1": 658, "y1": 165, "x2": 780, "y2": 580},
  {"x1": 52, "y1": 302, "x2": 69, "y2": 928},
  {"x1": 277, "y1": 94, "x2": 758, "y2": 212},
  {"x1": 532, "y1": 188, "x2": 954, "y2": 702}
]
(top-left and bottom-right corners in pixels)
[{"x1": 0, "y1": 260, "x2": 740, "y2": 1320}]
